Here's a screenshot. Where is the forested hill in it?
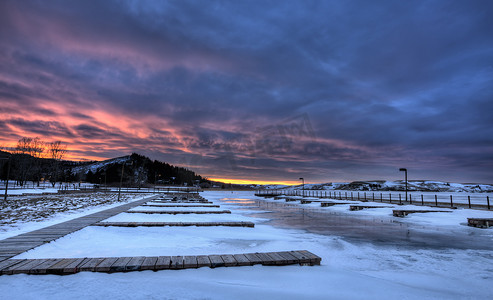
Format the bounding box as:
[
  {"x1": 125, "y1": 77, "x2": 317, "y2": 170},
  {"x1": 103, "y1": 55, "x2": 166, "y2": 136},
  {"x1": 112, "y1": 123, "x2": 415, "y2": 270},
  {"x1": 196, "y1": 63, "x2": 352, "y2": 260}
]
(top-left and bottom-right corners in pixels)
[
  {"x1": 73, "y1": 153, "x2": 208, "y2": 186},
  {"x1": 0, "y1": 151, "x2": 208, "y2": 187}
]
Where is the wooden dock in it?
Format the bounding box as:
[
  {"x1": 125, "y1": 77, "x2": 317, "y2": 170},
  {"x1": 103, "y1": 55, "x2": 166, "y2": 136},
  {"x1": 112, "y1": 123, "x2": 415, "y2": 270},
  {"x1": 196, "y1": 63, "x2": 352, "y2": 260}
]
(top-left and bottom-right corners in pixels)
[
  {"x1": 393, "y1": 210, "x2": 453, "y2": 217},
  {"x1": 350, "y1": 205, "x2": 394, "y2": 211},
  {"x1": 92, "y1": 222, "x2": 255, "y2": 227},
  {"x1": 142, "y1": 204, "x2": 220, "y2": 208},
  {"x1": 0, "y1": 250, "x2": 321, "y2": 275},
  {"x1": 0, "y1": 195, "x2": 160, "y2": 263},
  {"x1": 152, "y1": 200, "x2": 213, "y2": 204},
  {"x1": 320, "y1": 202, "x2": 348, "y2": 207},
  {"x1": 127, "y1": 210, "x2": 231, "y2": 215},
  {"x1": 300, "y1": 199, "x2": 328, "y2": 204},
  {"x1": 467, "y1": 218, "x2": 493, "y2": 228}
]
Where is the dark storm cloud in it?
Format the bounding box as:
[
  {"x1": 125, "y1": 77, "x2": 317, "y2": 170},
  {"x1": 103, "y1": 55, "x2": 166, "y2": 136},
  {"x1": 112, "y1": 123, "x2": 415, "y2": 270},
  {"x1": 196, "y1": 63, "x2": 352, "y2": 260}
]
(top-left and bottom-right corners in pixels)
[
  {"x1": 9, "y1": 118, "x2": 74, "y2": 138},
  {"x1": 0, "y1": 0, "x2": 492, "y2": 182}
]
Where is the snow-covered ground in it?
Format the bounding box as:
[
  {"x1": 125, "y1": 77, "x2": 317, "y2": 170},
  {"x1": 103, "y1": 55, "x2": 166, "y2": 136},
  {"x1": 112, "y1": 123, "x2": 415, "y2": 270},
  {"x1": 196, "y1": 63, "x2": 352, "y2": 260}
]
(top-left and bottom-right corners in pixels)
[
  {"x1": 0, "y1": 192, "x2": 155, "y2": 240},
  {"x1": 268, "y1": 180, "x2": 493, "y2": 193},
  {"x1": 1, "y1": 191, "x2": 493, "y2": 299}
]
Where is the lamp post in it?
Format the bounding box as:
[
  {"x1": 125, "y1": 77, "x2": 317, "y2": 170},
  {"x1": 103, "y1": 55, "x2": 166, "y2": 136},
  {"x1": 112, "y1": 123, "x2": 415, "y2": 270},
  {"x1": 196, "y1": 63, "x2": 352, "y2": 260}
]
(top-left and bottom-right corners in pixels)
[
  {"x1": 1, "y1": 156, "x2": 11, "y2": 202},
  {"x1": 118, "y1": 161, "x2": 132, "y2": 201},
  {"x1": 299, "y1": 177, "x2": 304, "y2": 198},
  {"x1": 399, "y1": 168, "x2": 408, "y2": 202}
]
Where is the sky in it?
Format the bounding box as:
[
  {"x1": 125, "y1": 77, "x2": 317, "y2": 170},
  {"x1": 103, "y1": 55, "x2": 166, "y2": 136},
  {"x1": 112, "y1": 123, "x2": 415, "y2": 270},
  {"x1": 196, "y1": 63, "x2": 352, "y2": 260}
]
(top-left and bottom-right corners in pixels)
[{"x1": 0, "y1": 0, "x2": 492, "y2": 184}]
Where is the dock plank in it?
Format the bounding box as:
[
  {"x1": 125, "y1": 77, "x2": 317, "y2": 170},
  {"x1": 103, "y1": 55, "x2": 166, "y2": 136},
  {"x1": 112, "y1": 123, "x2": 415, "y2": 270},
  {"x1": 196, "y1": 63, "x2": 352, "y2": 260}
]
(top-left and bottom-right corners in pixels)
[
  {"x1": 64, "y1": 258, "x2": 88, "y2": 274},
  {"x1": 140, "y1": 256, "x2": 158, "y2": 270},
  {"x1": 93, "y1": 221, "x2": 254, "y2": 227},
  {"x1": 220, "y1": 254, "x2": 237, "y2": 267},
  {"x1": 6, "y1": 259, "x2": 45, "y2": 275},
  {"x1": 170, "y1": 256, "x2": 184, "y2": 269},
  {"x1": 30, "y1": 258, "x2": 64, "y2": 274},
  {"x1": 46, "y1": 258, "x2": 79, "y2": 274},
  {"x1": 143, "y1": 204, "x2": 220, "y2": 208},
  {"x1": 288, "y1": 251, "x2": 311, "y2": 265},
  {"x1": 79, "y1": 257, "x2": 105, "y2": 272},
  {"x1": 255, "y1": 252, "x2": 277, "y2": 265},
  {"x1": 232, "y1": 254, "x2": 251, "y2": 266},
  {"x1": 277, "y1": 251, "x2": 299, "y2": 264},
  {"x1": 183, "y1": 256, "x2": 198, "y2": 268},
  {"x1": 208, "y1": 255, "x2": 224, "y2": 268},
  {"x1": 393, "y1": 210, "x2": 452, "y2": 217},
  {"x1": 265, "y1": 252, "x2": 288, "y2": 265},
  {"x1": 243, "y1": 253, "x2": 263, "y2": 265},
  {"x1": 110, "y1": 257, "x2": 133, "y2": 272},
  {"x1": 155, "y1": 256, "x2": 171, "y2": 270},
  {"x1": 298, "y1": 250, "x2": 322, "y2": 265},
  {"x1": 126, "y1": 256, "x2": 146, "y2": 271},
  {"x1": 127, "y1": 210, "x2": 231, "y2": 215},
  {"x1": 196, "y1": 255, "x2": 211, "y2": 268},
  {"x1": 0, "y1": 259, "x2": 25, "y2": 273},
  {"x1": 94, "y1": 257, "x2": 119, "y2": 272}
]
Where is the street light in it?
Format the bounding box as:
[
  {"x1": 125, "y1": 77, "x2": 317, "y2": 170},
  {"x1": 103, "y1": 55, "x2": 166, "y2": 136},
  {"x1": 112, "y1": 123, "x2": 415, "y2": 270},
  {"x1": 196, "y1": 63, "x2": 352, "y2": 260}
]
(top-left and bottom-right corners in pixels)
[
  {"x1": 399, "y1": 168, "x2": 408, "y2": 202},
  {"x1": 1, "y1": 156, "x2": 12, "y2": 202},
  {"x1": 299, "y1": 177, "x2": 304, "y2": 198},
  {"x1": 118, "y1": 161, "x2": 133, "y2": 201}
]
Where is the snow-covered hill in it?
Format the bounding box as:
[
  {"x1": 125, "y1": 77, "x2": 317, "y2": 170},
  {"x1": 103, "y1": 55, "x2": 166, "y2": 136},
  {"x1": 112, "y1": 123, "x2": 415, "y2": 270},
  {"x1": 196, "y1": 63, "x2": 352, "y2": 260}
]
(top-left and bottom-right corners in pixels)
[
  {"x1": 71, "y1": 156, "x2": 130, "y2": 175},
  {"x1": 269, "y1": 180, "x2": 493, "y2": 193}
]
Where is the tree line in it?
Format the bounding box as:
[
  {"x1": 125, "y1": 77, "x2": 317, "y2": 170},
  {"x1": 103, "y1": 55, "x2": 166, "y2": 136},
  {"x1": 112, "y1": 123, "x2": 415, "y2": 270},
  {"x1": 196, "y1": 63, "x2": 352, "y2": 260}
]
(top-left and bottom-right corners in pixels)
[
  {"x1": 1, "y1": 138, "x2": 210, "y2": 188},
  {"x1": 1, "y1": 137, "x2": 68, "y2": 187}
]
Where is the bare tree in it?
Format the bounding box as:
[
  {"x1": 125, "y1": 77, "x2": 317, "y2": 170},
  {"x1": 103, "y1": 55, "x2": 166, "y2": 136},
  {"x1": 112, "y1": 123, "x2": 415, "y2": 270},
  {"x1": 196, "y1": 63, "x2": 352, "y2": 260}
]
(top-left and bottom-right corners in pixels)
[
  {"x1": 29, "y1": 137, "x2": 45, "y2": 186},
  {"x1": 48, "y1": 141, "x2": 67, "y2": 187},
  {"x1": 13, "y1": 137, "x2": 45, "y2": 186}
]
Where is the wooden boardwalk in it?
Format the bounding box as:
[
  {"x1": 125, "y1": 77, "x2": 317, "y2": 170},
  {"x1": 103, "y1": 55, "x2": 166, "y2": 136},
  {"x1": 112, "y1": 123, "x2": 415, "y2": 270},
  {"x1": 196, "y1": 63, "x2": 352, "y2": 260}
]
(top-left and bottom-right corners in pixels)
[
  {"x1": 127, "y1": 210, "x2": 231, "y2": 215},
  {"x1": 393, "y1": 209, "x2": 453, "y2": 217},
  {"x1": 349, "y1": 205, "x2": 394, "y2": 211},
  {"x1": 0, "y1": 250, "x2": 321, "y2": 275},
  {"x1": 152, "y1": 200, "x2": 213, "y2": 204},
  {"x1": 320, "y1": 202, "x2": 349, "y2": 207},
  {"x1": 142, "y1": 204, "x2": 220, "y2": 208},
  {"x1": 0, "y1": 195, "x2": 160, "y2": 262},
  {"x1": 93, "y1": 222, "x2": 255, "y2": 227},
  {"x1": 0, "y1": 194, "x2": 326, "y2": 276}
]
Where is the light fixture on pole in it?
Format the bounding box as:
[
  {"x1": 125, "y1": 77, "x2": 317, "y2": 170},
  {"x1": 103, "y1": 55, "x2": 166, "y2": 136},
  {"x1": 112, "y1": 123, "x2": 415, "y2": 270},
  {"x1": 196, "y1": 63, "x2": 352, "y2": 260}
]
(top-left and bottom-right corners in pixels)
[
  {"x1": 118, "y1": 160, "x2": 133, "y2": 201},
  {"x1": 299, "y1": 177, "x2": 304, "y2": 198},
  {"x1": 399, "y1": 168, "x2": 408, "y2": 202}
]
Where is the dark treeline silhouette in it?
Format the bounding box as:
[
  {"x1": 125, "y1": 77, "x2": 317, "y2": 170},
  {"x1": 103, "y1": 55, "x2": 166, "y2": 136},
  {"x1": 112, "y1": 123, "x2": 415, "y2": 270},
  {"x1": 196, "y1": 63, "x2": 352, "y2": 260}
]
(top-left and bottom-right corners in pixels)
[
  {"x1": 83, "y1": 153, "x2": 208, "y2": 187},
  {"x1": 0, "y1": 150, "x2": 209, "y2": 187}
]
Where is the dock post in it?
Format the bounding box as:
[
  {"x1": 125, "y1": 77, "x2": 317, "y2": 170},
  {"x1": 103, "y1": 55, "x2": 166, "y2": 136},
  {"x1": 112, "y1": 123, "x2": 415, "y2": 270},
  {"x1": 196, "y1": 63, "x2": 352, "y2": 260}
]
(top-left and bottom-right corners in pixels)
[
  {"x1": 421, "y1": 194, "x2": 424, "y2": 206},
  {"x1": 450, "y1": 195, "x2": 453, "y2": 208},
  {"x1": 389, "y1": 193, "x2": 392, "y2": 203},
  {"x1": 435, "y1": 195, "x2": 438, "y2": 206},
  {"x1": 487, "y1": 196, "x2": 490, "y2": 210},
  {"x1": 468, "y1": 196, "x2": 471, "y2": 209},
  {"x1": 409, "y1": 194, "x2": 412, "y2": 205},
  {"x1": 380, "y1": 193, "x2": 382, "y2": 202},
  {"x1": 399, "y1": 194, "x2": 402, "y2": 204}
]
